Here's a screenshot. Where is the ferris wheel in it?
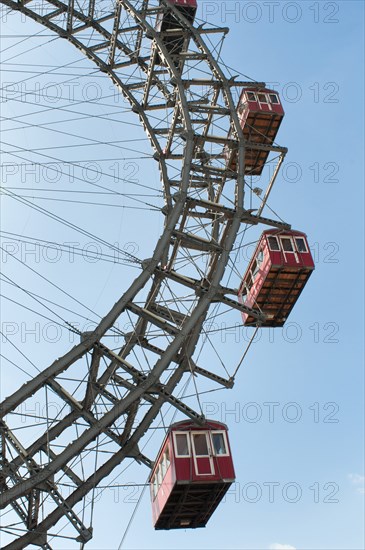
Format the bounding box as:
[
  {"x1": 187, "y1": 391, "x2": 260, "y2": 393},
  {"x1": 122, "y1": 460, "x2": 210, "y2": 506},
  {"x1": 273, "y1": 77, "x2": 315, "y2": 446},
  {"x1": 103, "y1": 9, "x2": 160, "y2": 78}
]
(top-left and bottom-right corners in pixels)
[{"x1": 0, "y1": 1, "x2": 314, "y2": 548}]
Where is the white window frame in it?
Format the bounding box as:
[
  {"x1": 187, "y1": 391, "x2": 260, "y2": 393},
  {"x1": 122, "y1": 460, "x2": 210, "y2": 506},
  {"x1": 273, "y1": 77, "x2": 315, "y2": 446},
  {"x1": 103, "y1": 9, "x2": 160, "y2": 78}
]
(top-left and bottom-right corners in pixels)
[
  {"x1": 246, "y1": 91, "x2": 257, "y2": 102},
  {"x1": 280, "y1": 236, "x2": 299, "y2": 263},
  {"x1": 246, "y1": 271, "x2": 254, "y2": 291},
  {"x1": 240, "y1": 285, "x2": 249, "y2": 303},
  {"x1": 295, "y1": 237, "x2": 308, "y2": 253},
  {"x1": 165, "y1": 446, "x2": 171, "y2": 470},
  {"x1": 173, "y1": 431, "x2": 191, "y2": 457},
  {"x1": 161, "y1": 455, "x2": 167, "y2": 478},
  {"x1": 257, "y1": 92, "x2": 268, "y2": 104},
  {"x1": 251, "y1": 259, "x2": 259, "y2": 279},
  {"x1": 210, "y1": 431, "x2": 230, "y2": 457},
  {"x1": 268, "y1": 236, "x2": 280, "y2": 251},
  {"x1": 269, "y1": 93, "x2": 279, "y2": 104},
  {"x1": 281, "y1": 237, "x2": 294, "y2": 253},
  {"x1": 157, "y1": 463, "x2": 163, "y2": 486},
  {"x1": 152, "y1": 474, "x2": 158, "y2": 499},
  {"x1": 191, "y1": 431, "x2": 215, "y2": 476}
]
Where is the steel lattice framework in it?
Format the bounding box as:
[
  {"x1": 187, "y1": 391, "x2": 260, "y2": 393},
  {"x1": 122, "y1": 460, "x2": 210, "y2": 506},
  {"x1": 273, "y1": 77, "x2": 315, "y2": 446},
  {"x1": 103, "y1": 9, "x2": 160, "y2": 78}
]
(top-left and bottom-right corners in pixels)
[{"x1": 0, "y1": 1, "x2": 290, "y2": 547}]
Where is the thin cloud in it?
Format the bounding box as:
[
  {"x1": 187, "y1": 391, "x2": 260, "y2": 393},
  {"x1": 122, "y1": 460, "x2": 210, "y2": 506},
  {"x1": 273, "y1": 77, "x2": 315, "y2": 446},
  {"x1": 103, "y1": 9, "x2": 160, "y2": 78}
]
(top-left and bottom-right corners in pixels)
[
  {"x1": 349, "y1": 473, "x2": 365, "y2": 494},
  {"x1": 269, "y1": 545, "x2": 296, "y2": 550}
]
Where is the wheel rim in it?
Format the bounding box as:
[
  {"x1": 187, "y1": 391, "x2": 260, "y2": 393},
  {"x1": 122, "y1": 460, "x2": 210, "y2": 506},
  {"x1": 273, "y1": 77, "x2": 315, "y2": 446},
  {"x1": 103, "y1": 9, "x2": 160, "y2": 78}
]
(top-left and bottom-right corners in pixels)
[{"x1": 0, "y1": 2, "x2": 289, "y2": 547}]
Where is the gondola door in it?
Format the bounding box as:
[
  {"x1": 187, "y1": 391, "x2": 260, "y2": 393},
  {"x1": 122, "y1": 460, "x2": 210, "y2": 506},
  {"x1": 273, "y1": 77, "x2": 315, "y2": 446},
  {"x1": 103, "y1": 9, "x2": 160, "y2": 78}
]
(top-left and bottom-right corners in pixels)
[
  {"x1": 191, "y1": 432, "x2": 215, "y2": 477},
  {"x1": 279, "y1": 235, "x2": 299, "y2": 266}
]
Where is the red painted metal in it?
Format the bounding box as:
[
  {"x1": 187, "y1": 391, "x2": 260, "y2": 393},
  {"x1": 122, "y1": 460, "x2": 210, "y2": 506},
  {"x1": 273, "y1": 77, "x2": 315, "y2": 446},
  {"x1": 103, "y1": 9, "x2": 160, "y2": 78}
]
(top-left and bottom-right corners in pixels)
[
  {"x1": 226, "y1": 88, "x2": 285, "y2": 175},
  {"x1": 238, "y1": 230, "x2": 315, "y2": 327},
  {"x1": 149, "y1": 420, "x2": 235, "y2": 530}
]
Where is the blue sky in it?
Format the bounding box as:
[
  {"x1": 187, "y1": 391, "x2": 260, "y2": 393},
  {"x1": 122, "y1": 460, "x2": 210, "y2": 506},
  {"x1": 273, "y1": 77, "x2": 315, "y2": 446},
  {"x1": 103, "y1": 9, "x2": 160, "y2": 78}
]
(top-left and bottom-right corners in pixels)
[{"x1": 0, "y1": 1, "x2": 364, "y2": 549}]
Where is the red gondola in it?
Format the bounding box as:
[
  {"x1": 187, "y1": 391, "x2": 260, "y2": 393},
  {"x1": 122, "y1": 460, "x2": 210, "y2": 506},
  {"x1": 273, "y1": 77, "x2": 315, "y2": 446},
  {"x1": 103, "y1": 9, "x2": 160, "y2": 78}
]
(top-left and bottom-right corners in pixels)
[
  {"x1": 155, "y1": 0, "x2": 197, "y2": 64},
  {"x1": 238, "y1": 230, "x2": 315, "y2": 327},
  {"x1": 149, "y1": 420, "x2": 235, "y2": 530},
  {"x1": 226, "y1": 88, "x2": 285, "y2": 175}
]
